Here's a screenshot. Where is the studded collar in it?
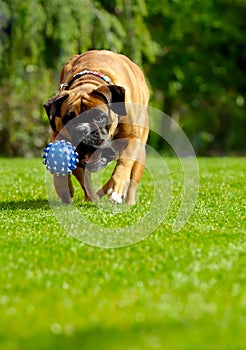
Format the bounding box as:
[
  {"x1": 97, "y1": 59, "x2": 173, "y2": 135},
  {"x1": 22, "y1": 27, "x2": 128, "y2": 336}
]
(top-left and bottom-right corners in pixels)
[{"x1": 59, "y1": 69, "x2": 113, "y2": 92}]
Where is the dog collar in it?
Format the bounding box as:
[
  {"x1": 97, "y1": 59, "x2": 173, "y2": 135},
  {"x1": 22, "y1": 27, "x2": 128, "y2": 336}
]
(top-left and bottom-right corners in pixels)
[{"x1": 59, "y1": 70, "x2": 113, "y2": 92}]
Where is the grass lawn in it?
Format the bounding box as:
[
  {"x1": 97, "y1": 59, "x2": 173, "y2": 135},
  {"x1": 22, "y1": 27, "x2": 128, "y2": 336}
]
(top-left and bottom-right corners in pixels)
[{"x1": 0, "y1": 156, "x2": 245, "y2": 350}]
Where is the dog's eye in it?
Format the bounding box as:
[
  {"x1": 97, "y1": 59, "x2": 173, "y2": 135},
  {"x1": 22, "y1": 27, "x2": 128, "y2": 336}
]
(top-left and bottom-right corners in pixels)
[{"x1": 63, "y1": 111, "x2": 76, "y2": 125}]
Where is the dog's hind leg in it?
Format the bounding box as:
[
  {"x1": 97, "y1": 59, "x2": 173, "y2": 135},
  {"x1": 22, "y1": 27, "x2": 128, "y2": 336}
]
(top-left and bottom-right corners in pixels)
[
  {"x1": 72, "y1": 168, "x2": 99, "y2": 202},
  {"x1": 96, "y1": 178, "x2": 111, "y2": 199}
]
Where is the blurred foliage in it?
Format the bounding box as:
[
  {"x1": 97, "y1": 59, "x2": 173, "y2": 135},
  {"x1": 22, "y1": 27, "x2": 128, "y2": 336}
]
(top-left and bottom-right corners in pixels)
[
  {"x1": 146, "y1": 0, "x2": 246, "y2": 154},
  {"x1": 0, "y1": 0, "x2": 245, "y2": 156}
]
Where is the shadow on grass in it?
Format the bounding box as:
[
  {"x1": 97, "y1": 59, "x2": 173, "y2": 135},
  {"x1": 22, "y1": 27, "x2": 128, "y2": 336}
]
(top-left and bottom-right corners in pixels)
[
  {"x1": 0, "y1": 199, "x2": 50, "y2": 210},
  {"x1": 0, "y1": 321, "x2": 236, "y2": 350}
]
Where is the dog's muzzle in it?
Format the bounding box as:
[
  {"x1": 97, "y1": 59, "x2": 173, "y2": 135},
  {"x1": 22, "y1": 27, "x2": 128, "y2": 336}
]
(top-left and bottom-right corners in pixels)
[
  {"x1": 72, "y1": 122, "x2": 108, "y2": 148},
  {"x1": 80, "y1": 146, "x2": 116, "y2": 172},
  {"x1": 66, "y1": 111, "x2": 116, "y2": 172}
]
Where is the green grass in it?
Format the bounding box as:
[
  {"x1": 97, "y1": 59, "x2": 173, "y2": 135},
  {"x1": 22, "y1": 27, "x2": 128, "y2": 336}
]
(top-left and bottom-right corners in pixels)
[{"x1": 0, "y1": 157, "x2": 245, "y2": 350}]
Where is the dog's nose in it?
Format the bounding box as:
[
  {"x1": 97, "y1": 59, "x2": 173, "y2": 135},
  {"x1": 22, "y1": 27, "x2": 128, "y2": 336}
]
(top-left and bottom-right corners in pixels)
[{"x1": 71, "y1": 123, "x2": 91, "y2": 146}]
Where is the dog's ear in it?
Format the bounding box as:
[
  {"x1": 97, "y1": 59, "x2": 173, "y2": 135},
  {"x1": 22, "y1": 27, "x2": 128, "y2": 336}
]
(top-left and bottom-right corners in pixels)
[
  {"x1": 43, "y1": 93, "x2": 69, "y2": 131},
  {"x1": 92, "y1": 85, "x2": 126, "y2": 116}
]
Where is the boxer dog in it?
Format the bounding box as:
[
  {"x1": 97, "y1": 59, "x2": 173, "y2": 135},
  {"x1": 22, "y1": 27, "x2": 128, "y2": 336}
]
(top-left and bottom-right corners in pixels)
[{"x1": 44, "y1": 50, "x2": 149, "y2": 205}]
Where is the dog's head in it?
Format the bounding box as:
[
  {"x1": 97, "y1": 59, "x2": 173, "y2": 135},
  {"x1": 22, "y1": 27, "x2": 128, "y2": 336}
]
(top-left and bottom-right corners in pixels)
[{"x1": 44, "y1": 84, "x2": 126, "y2": 172}]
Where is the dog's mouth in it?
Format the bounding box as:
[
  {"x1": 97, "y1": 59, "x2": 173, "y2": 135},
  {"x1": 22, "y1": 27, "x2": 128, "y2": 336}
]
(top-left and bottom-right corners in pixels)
[
  {"x1": 79, "y1": 146, "x2": 116, "y2": 172},
  {"x1": 64, "y1": 111, "x2": 116, "y2": 172}
]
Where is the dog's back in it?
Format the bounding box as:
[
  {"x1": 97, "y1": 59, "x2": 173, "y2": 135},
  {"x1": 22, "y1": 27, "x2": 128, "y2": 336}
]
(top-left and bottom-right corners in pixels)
[{"x1": 60, "y1": 50, "x2": 149, "y2": 106}]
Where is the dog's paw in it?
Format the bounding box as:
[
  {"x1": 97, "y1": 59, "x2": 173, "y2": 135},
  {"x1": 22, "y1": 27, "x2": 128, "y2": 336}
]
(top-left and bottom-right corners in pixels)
[
  {"x1": 59, "y1": 193, "x2": 73, "y2": 204},
  {"x1": 107, "y1": 188, "x2": 123, "y2": 204}
]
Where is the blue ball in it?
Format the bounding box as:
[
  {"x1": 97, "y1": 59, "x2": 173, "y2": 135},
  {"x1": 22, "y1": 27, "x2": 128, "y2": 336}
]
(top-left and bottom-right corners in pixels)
[{"x1": 43, "y1": 140, "x2": 79, "y2": 175}]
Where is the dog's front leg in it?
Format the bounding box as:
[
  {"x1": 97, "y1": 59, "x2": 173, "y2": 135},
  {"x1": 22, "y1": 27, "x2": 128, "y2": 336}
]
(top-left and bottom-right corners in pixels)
[
  {"x1": 98, "y1": 140, "x2": 146, "y2": 205},
  {"x1": 53, "y1": 174, "x2": 74, "y2": 204},
  {"x1": 107, "y1": 157, "x2": 135, "y2": 204}
]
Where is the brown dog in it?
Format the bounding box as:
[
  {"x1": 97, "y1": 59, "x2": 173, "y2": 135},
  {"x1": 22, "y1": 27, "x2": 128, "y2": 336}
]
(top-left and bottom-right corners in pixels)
[{"x1": 44, "y1": 50, "x2": 149, "y2": 205}]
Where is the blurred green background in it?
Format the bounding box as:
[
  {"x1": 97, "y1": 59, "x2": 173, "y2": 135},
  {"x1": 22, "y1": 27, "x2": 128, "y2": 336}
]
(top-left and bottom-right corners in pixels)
[{"x1": 0, "y1": 0, "x2": 245, "y2": 157}]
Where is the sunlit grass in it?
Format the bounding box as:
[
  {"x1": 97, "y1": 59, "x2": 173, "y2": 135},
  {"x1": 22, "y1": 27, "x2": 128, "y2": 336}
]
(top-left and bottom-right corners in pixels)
[{"x1": 0, "y1": 157, "x2": 245, "y2": 350}]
